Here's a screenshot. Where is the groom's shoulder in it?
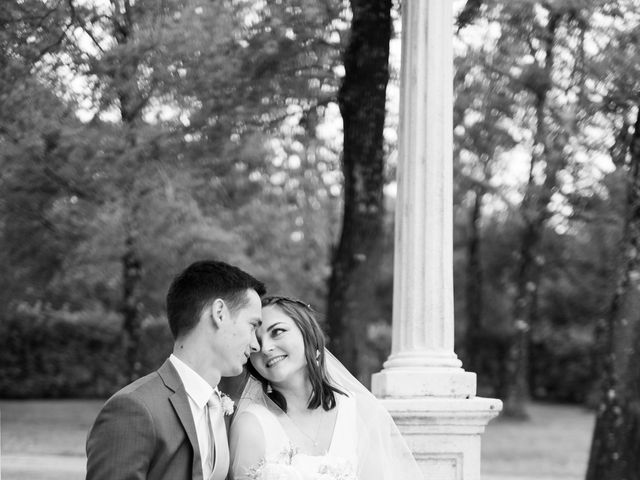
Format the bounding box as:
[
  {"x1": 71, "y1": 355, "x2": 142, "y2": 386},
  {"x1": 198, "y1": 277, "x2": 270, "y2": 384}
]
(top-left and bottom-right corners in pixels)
[
  {"x1": 119, "y1": 370, "x2": 163, "y2": 396},
  {"x1": 87, "y1": 370, "x2": 168, "y2": 453},
  {"x1": 105, "y1": 368, "x2": 166, "y2": 409}
]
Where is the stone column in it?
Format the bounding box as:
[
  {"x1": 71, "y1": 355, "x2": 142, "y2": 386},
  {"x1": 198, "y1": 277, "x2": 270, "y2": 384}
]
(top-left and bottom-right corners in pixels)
[{"x1": 371, "y1": 1, "x2": 502, "y2": 479}]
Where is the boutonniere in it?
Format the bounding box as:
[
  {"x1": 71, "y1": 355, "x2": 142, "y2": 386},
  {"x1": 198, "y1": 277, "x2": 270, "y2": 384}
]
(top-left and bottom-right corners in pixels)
[{"x1": 219, "y1": 392, "x2": 235, "y2": 415}]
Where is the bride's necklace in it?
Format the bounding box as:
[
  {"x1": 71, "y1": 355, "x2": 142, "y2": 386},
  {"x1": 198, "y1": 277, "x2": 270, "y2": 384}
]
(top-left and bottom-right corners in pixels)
[{"x1": 284, "y1": 406, "x2": 324, "y2": 451}]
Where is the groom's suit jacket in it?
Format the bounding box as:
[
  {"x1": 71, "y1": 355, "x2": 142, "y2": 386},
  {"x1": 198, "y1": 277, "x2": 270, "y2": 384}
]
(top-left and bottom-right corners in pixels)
[{"x1": 86, "y1": 359, "x2": 209, "y2": 480}]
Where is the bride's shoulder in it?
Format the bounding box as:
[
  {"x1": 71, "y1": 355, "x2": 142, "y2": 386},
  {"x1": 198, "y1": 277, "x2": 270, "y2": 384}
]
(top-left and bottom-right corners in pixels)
[
  {"x1": 231, "y1": 402, "x2": 277, "y2": 436},
  {"x1": 228, "y1": 406, "x2": 269, "y2": 475},
  {"x1": 229, "y1": 407, "x2": 268, "y2": 457},
  {"x1": 232, "y1": 401, "x2": 266, "y2": 426},
  {"x1": 230, "y1": 408, "x2": 263, "y2": 437},
  {"x1": 235, "y1": 401, "x2": 269, "y2": 417}
]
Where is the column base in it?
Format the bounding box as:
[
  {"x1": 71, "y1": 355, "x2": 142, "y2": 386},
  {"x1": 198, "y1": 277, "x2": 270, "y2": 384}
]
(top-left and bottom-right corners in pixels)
[
  {"x1": 372, "y1": 366, "x2": 477, "y2": 398},
  {"x1": 381, "y1": 397, "x2": 503, "y2": 480}
]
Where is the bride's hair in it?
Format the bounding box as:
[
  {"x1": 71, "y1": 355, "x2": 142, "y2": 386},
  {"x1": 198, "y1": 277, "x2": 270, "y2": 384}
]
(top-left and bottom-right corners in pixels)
[{"x1": 247, "y1": 296, "x2": 346, "y2": 412}]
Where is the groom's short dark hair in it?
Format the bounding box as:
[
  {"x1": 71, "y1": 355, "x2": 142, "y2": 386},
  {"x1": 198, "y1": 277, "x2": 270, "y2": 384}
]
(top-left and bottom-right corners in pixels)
[{"x1": 166, "y1": 260, "x2": 266, "y2": 338}]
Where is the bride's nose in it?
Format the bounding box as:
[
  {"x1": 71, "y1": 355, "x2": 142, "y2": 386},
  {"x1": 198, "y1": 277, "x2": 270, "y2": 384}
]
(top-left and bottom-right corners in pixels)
[{"x1": 260, "y1": 336, "x2": 275, "y2": 353}]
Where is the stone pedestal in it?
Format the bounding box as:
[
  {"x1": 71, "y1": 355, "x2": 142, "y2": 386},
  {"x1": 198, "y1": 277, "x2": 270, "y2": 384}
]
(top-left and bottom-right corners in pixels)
[
  {"x1": 372, "y1": 1, "x2": 502, "y2": 478},
  {"x1": 379, "y1": 398, "x2": 502, "y2": 479}
]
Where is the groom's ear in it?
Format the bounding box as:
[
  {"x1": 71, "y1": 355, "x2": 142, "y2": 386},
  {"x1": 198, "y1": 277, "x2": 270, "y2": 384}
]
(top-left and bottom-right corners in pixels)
[{"x1": 210, "y1": 298, "x2": 225, "y2": 328}]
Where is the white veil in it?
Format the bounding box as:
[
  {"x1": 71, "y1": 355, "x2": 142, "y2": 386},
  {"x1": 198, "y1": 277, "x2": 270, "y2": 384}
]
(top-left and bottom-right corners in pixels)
[{"x1": 232, "y1": 349, "x2": 423, "y2": 479}]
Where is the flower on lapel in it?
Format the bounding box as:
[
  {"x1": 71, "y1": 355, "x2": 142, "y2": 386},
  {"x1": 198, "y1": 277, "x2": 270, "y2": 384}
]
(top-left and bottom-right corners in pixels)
[{"x1": 220, "y1": 392, "x2": 235, "y2": 415}]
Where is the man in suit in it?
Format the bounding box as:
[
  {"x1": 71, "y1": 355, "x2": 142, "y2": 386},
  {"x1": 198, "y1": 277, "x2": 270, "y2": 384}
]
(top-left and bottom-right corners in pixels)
[{"x1": 86, "y1": 260, "x2": 266, "y2": 480}]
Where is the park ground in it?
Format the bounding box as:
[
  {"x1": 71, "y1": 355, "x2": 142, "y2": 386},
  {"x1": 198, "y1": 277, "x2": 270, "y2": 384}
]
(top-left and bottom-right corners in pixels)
[{"x1": 0, "y1": 400, "x2": 594, "y2": 480}]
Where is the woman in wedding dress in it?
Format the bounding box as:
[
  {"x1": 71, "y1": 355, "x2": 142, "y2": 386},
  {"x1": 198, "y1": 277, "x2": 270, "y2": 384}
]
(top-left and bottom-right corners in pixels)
[{"x1": 229, "y1": 296, "x2": 422, "y2": 480}]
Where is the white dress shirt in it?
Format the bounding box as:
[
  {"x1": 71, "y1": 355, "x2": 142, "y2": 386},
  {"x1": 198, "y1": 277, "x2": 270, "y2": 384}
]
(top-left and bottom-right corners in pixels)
[{"x1": 169, "y1": 354, "x2": 220, "y2": 479}]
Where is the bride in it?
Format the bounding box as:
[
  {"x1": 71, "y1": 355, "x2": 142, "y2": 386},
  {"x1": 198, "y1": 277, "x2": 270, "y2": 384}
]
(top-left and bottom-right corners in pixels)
[{"x1": 229, "y1": 296, "x2": 422, "y2": 479}]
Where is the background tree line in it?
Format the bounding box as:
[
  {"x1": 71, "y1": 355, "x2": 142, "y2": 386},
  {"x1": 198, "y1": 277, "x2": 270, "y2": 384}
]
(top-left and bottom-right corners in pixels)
[{"x1": 2, "y1": 2, "x2": 640, "y2": 473}]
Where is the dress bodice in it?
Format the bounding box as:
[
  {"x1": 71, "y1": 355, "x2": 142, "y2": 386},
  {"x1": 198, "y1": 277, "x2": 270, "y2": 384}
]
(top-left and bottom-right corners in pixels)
[{"x1": 239, "y1": 392, "x2": 358, "y2": 471}]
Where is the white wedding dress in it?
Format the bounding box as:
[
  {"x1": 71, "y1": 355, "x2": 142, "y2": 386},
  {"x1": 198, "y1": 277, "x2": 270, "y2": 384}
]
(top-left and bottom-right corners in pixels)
[
  {"x1": 229, "y1": 351, "x2": 423, "y2": 480},
  {"x1": 231, "y1": 392, "x2": 358, "y2": 479}
]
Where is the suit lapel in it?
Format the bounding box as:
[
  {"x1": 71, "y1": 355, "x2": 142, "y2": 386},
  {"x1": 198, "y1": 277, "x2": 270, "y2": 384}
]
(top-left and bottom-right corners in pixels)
[{"x1": 158, "y1": 359, "x2": 204, "y2": 480}]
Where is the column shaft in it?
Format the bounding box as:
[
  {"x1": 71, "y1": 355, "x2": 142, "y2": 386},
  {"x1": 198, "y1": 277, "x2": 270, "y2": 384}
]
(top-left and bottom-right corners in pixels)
[
  {"x1": 372, "y1": 0, "x2": 475, "y2": 396},
  {"x1": 392, "y1": 0, "x2": 456, "y2": 362},
  {"x1": 371, "y1": 3, "x2": 503, "y2": 478}
]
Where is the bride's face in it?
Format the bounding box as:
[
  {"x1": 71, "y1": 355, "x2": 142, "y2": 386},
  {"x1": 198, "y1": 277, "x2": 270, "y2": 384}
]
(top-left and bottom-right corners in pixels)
[{"x1": 250, "y1": 305, "x2": 307, "y2": 385}]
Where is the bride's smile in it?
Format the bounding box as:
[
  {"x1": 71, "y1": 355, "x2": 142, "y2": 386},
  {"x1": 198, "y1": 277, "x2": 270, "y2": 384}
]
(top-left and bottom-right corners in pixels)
[{"x1": 265, "y1": 355, "x2": 287, "y2": 367}]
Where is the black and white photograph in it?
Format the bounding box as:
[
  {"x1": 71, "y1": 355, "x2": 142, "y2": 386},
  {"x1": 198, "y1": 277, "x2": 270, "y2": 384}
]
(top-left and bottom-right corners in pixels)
[{"x1": 1, "y1": 1, "x2": 639, "y2": 479}]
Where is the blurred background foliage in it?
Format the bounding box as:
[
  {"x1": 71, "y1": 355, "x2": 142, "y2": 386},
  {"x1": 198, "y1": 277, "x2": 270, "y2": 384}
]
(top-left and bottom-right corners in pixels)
[{"x1": 1, "y1": 0, "x2": 639, "y2": 431}]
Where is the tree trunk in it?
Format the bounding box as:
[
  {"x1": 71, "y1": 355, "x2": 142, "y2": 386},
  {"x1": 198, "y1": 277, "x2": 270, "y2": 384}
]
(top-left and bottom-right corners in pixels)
[
  {"x1": 586, "y1": 107, "x2": 640, "y2": 480},
  {"x1": 464, "y1": 186, "x2": 484, "y2": 371},
  {"x1": 503, "y1": 220, "x2": 540, "y2": 418},
  {"x1": 122, "y1": 230, "x2": 143, "y2": 381},
  {"x1": 502, "y1": 11, "x2": 562, "y2": 418},
  {"x1": 327, "y1": 0, "x2": 391, "y2": 381},
  {"x1": 112, "y1": 0, "x2": 146, "y2": 381}
]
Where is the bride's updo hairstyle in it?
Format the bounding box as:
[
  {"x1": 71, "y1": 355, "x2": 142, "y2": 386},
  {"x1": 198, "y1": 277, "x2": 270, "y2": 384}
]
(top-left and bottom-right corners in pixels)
[{"x1": 247, "y1": 296, "x2": 345, "y2": 413}]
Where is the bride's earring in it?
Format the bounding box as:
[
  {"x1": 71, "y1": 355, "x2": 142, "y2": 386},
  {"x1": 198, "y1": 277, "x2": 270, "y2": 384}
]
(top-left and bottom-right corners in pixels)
[
  {"x1": 266, "y1": 382, "x2": 273, "y2": 394},
  {"x1": 315, "y1": 349, "x2": 321, "y2": 367}
]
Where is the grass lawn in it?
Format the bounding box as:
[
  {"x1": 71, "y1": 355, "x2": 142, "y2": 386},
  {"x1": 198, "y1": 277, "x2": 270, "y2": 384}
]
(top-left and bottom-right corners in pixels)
[
  {"x1": 0, "y1": 400, "x2": 594, "y2": 480},
  {"x1": 2, "y1": 400, "x2": 102, "y2": 456},
  {"x1": 1, "y1": 400, "x2": 102, "y2": 480},
  {"x1": 481, "y1": 402, "x2": 595, "y2": 480}
]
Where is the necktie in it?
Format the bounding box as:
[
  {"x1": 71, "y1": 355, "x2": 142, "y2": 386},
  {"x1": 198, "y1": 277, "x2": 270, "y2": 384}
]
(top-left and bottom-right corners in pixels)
[{"x1": 206, "y1": 391, "x2": 230, "y2": 480}]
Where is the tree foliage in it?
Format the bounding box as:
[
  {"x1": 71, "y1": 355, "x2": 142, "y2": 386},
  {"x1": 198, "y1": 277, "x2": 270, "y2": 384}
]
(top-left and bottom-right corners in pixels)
[
  {"x1": 1, "y1": 0, "x2": 346, "y2": 383},
  {"x1": 453, "y1": 0, "x2": 636, "y2": 418}
]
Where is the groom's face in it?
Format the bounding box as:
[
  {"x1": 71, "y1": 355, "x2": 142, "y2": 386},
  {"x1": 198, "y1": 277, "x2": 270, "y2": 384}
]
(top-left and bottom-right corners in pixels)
[{"x1": 216, "y1": 289, "x2": 262, "y2": 376}]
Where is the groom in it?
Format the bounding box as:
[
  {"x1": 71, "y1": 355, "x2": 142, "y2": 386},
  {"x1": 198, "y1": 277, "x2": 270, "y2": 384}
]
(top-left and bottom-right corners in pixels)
[{"x1": 86, "y1": 260, "x2": 265, "y2": 480}]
